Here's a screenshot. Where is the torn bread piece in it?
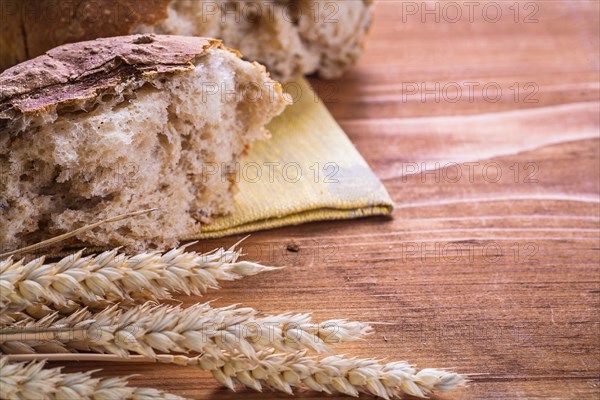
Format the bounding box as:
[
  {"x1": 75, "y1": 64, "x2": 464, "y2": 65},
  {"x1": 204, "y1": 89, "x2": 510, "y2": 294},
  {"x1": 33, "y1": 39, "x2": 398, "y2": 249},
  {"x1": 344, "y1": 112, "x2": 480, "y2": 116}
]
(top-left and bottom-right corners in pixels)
[{"x1": 0, "y1": 34, "x2": 288, "y2": 252}]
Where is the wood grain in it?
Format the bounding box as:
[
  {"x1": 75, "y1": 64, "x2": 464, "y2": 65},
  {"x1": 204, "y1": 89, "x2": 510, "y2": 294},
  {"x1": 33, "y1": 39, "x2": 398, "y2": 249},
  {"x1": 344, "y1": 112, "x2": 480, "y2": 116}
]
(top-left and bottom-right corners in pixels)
[{"x1": 58, "y1": 1, "x2": 600, "y2": 399}]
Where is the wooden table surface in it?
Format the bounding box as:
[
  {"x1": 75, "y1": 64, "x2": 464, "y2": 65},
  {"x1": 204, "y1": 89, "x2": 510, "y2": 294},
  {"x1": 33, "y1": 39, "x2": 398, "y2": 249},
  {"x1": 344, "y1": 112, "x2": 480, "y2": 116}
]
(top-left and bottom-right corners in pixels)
[{"x1": 63, "y1": 1, "x2": 600, "y2": 399}]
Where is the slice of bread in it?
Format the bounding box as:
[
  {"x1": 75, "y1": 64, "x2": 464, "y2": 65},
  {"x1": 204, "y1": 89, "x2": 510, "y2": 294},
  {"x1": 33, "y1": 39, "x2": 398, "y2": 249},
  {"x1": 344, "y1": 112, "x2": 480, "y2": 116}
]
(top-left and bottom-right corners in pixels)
[
  {"x1": 0, "y1": 0, "x2": 373, "y2": 81},
  {"x1": 0, "y1": 34, "x2": 288, "y2": 253}
]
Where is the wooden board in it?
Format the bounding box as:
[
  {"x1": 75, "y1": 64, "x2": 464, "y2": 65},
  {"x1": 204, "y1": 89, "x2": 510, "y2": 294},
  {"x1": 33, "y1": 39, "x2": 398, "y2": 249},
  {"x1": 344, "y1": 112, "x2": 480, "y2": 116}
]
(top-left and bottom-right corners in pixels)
[{"x1": 60, "y1": 1, "x2": 600, "y2": 399}]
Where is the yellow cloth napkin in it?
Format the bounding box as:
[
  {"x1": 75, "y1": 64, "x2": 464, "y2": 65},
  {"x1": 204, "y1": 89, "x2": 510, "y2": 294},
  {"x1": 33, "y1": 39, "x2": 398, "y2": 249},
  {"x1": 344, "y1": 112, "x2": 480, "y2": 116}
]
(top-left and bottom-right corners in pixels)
[{"x1": 188, "y1": 78, "x2": 394, "y2": 240}]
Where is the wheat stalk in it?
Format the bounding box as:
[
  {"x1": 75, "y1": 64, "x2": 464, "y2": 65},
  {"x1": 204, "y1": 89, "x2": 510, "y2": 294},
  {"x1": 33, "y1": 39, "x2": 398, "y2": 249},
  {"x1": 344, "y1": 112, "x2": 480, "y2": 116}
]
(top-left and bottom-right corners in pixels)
[
  {"x1": 0, "y1": 241, "x2": 277, "y2": 315},
  {"x1": 0, "y1": 302, "x2": 372, "y2": 358},
  {"x1": 0, "y1": 356, "x2": 185, "y2": 400},
  {"x1": 177, "y1": 350, "x2": 466, "y2": 399},
  {"x1": 4, "y1": 352, "x2": 465, "y2": 399},
  {"x1": 0, "y1": 208, "x2": 158, "y2": 259}
]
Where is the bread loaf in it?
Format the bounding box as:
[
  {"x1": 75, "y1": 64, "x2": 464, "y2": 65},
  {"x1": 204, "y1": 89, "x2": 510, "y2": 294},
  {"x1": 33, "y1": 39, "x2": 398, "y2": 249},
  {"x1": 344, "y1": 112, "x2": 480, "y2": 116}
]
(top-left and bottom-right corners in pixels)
[
  {"x1": 0, "y1": 0, "x2": 373, "y2": 81},
  {"x1": 0, "y1": 34, "x2": 288, "y2": 252}
]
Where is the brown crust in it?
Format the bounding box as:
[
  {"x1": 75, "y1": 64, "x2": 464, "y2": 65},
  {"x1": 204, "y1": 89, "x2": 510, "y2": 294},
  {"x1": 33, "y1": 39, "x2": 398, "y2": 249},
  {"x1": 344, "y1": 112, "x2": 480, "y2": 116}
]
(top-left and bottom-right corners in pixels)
[
  {"x1": 0, "y1": 0, "x2": 173, "y2": 71},
  {"x1": 0, "y1": 34, "x2": 224, "y2": 116}
]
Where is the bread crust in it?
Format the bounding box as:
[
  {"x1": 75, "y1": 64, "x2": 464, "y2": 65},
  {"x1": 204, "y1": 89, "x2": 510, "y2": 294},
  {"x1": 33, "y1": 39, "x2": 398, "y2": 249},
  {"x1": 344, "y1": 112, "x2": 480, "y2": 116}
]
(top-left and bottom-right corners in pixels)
[
  {"x1": 0, "y1": 0, "x2": 173, "y2": 71},
  {"x1": 0, "y1": 34, "x2": 226, "y2": 118}
]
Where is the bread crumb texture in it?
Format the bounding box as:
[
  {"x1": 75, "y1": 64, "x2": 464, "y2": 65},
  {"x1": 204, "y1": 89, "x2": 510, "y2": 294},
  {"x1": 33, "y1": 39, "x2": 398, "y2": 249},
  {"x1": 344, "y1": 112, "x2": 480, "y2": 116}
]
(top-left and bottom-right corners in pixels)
[
  {"x1": 138, "y1": 0, "x2": 373, "y2": 80},
  {"x1": 0, "y1": 35, "x2": 287, "y2": 252}
]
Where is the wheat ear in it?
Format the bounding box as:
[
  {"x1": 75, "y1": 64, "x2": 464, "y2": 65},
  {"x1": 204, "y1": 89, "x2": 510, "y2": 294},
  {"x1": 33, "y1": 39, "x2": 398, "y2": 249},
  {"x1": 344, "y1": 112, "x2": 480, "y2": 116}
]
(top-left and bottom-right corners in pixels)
[
  {"x1": 0, "y1": 242, "x2": 277, "y2": 314},
  {"x1": 0, "y1": 356, "x2": 185, "y2": 400},
  {"x1": 171, "y1": 351, "x2": 465, "y2": 399},
  {"x1": 4, "y1": 353, "x2": 466, "y2": 399},
  {"x1": 0, "y1": 302, "x2": 372, "y2": 358}
]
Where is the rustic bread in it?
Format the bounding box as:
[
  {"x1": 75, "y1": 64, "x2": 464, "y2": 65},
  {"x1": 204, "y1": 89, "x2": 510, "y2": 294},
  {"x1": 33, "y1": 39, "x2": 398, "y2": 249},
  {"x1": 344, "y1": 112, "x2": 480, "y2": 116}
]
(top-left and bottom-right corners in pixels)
[
  {"x1": 0, "y1": 0, "x2": 373, "y2": 81},
  {"x1": 0, "y1": 34, "x2": 288, "y2": 252}
]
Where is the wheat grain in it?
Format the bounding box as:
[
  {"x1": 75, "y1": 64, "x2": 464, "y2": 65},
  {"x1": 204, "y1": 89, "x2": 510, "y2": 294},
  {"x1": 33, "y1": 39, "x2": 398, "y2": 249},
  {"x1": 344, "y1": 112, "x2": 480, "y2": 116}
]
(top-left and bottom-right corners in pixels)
[
  {"x1": 0, "y1": 303, "x2": 93, "y2": 327},
  {"x1": 0, "y1": 242, "x2": 277, "y2": 314},
  {"x1": 0, "y1": 302, "x2": 372, "y2": 358},
  {"x1": 173, "y1": 350, "x2": 466, "y2": 399},
  {"x1": 0, "y1": 356, "x2": 185, "y2": 400}
]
